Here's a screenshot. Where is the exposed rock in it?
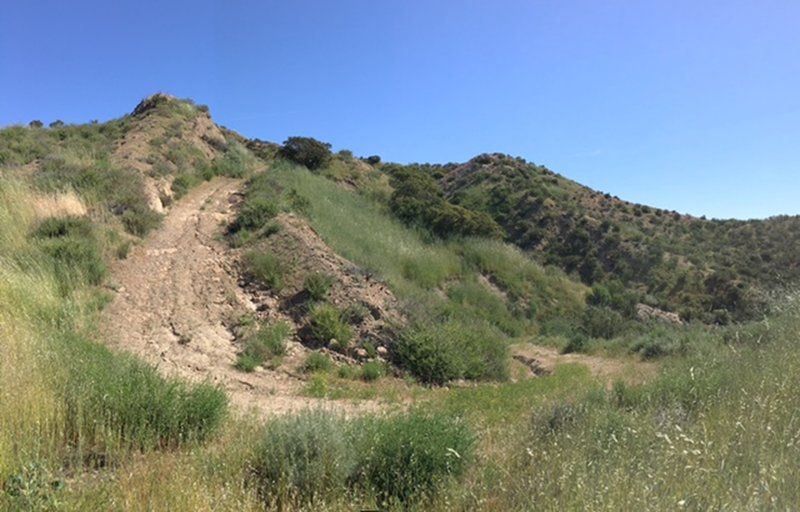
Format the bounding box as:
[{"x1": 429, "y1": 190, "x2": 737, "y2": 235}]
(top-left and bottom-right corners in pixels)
[{"x1": 636, "y1": 303, "x2": 682, "y2": 325}]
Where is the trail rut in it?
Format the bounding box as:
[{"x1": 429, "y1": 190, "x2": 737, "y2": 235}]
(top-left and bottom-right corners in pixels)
[{"x1": 101, "y1": 178, "x2": 378, "y2": 417}]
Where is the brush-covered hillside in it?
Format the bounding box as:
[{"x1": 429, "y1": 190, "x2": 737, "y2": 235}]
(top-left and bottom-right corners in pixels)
[
  {"x1": 3, "y1": 94, "x2": 800, "y2": 510},
  {"x1": 382, "y1": 153, "x2": 800, "y2": 324}
]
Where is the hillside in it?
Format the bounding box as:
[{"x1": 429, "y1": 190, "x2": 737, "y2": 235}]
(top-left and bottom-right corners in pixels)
[
  {"x1": 3, "y1": 95, "x2": 800, "y2": 510},
  {"x1": 431, "y1": 153, "x2": 798, "y2": 323}
]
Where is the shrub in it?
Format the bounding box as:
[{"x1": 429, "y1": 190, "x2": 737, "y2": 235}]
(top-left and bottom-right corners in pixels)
[
  {"x1": 360, "y1": 361, "x2": 384, "y2": 382},
  {"x1": 304, "y1": 272, "x2": 334, "y2": 301},
  {"x1": 32, "y1": 216, "x2": 106, "y2": 293},
  {"x1": 394, "y1": 320, "x2": 509, "y2": 384},
  {"x1": 309, "y1": 304, "x2": 352, "y2": 348},
  {"x1": 342, "y1": 303, "x2": 370, "y2": 324},
  {"x1": 561, "y1": 332, "x2": 589, "y2": 354},
  {"x1": 278, "y1": 136, "x2": 332, "y2": 171},
  {"x1": 304, "y1": 351, "x2": 333, "y2": 373},
  {"x1": 236, "y1": 322, "x2": 291, "y2": 371},
  {"x1": 249, "y1": 410, "x2": 474, "y2": 508},
  {"x1": 243, "y1": 251, "x2": 286, "y2": 291},
  {"x1": 235, "y1": 197, "x2": 278, "y2": 232},
  {"x1": 121, "y1": 208, "x2": 162, "y2": 237},
  {"x1": 356, "y1": 411, "x2": 474, "y2": 504},
  {"x1": 210, "y1": 143, "x2": 252, "y2": 178},
  {"x1": 251, "y1": 411, "x2": 355, "y2": 507},
  {"x1": 235, "y1": 353, "x2": 261, "y2": 372},
  {"x1": 581, "y1": 306, "x2": 626, "y2": 339},
  {"x1": 171, "y1": 173, "x2": 199, "y2": 199}
]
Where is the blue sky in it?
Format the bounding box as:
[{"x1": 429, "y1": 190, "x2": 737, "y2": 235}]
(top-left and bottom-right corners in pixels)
[{"x1": 2, "y1": 1, "x2": 798, "y2": 219}]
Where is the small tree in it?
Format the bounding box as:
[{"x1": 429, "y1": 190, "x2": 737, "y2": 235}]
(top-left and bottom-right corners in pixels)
[
  {"x1": 28, "y1": 120, "x2": 43, "y2": 128},
  {"x1": 278, "y1": 136, "x2": 332, "y2": 171}
]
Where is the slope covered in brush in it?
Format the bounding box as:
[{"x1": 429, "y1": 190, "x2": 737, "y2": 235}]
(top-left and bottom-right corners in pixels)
[{"x1": 432, "y1": 153, "x2": 797, "y2": 323}]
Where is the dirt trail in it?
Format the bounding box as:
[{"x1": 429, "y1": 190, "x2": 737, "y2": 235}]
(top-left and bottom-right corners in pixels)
[
  {"x1": 101, "y1": 178, "x2": 378, "y2": 418},
  {"x1": 510, "y1": 343, "x2": 658, "y2": 386}
]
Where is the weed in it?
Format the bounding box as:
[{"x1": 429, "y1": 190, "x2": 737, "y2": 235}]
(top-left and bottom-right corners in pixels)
[
  {"x1": 394, "y1": 319, "x2": 509, "y2": 384},
  {"x1": 360, "y1": 361, "x2": 384, "y2": 382},
  {"x1": 309, "y1": 304, "x2": 352, "y2": 349},
  {"x1": 304, "y1": 351, "x2": 333, "y2": 373},
  {"x1": 250, "y1": 410, "x2": 354, "y2": 508},
  {"x1": 236, "y1": 322, "x2": 292, "y2": 371},
  {"x1": 356, "y1": 411, "x2": 474, "y2": 505},
  {"x1": 304, "y1": 272, "x2": 334, "y2": 301},
  {"x1": 243, "y1": 251, "x2": 286, "y2": 291}
]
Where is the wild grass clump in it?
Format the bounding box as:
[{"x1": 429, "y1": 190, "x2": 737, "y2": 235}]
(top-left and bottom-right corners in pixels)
[
  {"x1": 356, "y1": 411, "x2": 474, "y2": 505},
  {"x1": 304, "y1": 272, "x2": 334, "y2": 301},
  {"x1": 394, "y1": 319, "x2": 509, "y2": 384},
  {"x1": 303, "y1": 351, "x2": 333, "y2": 373},
  {"x1": 61, "y1": 333, "x2": 228, "y2": 452},
  {"x1": 235, "y1": 322, "x2": 292, "y2": 372},
  {"x1": 242, "y1": 251, "x2": 286, "y2": 291},
  {"x1": 309, "y1": 304, "x2": 352, "y2": 349},
  {"x1": 445, "y1": 278, "x2": 526, "y2": 336},
  {"x1": 31, "y1": 216, "x2": 106, "y2": 294},
  {"x1": 210, "y1": 142, "x2": 256, "y2": 178},
  {"x1": 120, "y1": 208, "x2": 163, "y2": 237},
  {"x1": 250, "y1": 410, "x2": 355, "y2": 508},
  {"x1": 249, "y1": 410, "x2": 474, "y2": 509},
  {"x1": 359, "y1": 361, "x2": 384, "y2": 382},
  {"x1": 234, "y1": 198, "x2": 278, "y2": 232}
]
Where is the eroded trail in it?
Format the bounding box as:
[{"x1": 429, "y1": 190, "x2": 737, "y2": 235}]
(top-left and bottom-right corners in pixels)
[{"x1": 101, "y1": 178, "x2": 378, "y2": 417}]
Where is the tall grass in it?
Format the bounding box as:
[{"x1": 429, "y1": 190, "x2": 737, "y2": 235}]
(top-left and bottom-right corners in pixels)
[{"x1": 0, "y1": 180, "x2": 226, "y2": 508}]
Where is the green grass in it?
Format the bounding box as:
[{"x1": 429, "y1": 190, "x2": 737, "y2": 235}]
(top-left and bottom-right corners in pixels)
[
  {"x1": 309, "y1": 304, "x2": 352, "y2": 349},
  {"x1": 235, "y1": 321, "x2": 292, "y2": 372},
  {"x1": 249, "y1": 409, "x2": 474, "y2": 509},
  {"x1": 242, "y1": 250, "x2": 287, "y2": 291},
  {"x1": 303, "y1": 272, "x2": 334, "y2": 301},
  {"x1": 303, "y1": 351, "x2": 333, "y2": 373}
]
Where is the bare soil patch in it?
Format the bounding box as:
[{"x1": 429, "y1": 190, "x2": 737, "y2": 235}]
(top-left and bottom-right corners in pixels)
[{"x1": 101, "y1": 178, "x2": 381, "y2": 418}]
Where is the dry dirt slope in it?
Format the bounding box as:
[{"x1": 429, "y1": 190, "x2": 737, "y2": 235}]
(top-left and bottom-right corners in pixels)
[{"x1": 101, "y1": 177, "x2": 378, "y2": 417}]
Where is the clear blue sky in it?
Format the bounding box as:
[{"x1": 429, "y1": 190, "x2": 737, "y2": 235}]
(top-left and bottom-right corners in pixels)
[{"x1": 2, "y1": 1, "x2": 798, "y2": 219}]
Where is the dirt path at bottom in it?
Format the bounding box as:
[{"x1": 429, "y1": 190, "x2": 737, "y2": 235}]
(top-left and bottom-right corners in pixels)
[
  {"x1": 510, "y1": 343, "x2": 658, "y2": 386},
  {"x1": 101, "y1": 178, "x2": 379, "y2": 418}
]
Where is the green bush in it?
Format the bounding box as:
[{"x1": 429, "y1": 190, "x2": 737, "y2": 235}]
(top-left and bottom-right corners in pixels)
[
  {"x1": 236, "y1": 322, "x2": 292, "y2": 371},
  {"x1": 309, "y1": 304, "x2": 352, "y2": 349},
  {"x1": 304, "y1": 351, "x2": 333, "y2": 373},
  {"x1": 32, "y1": 216, "x2": 106, "y2": 293},
  {"x1": 581, "y1": 306, "x2": 626, "y2": 339},
  {"x1": 394, "y1": 319, "x2": 509, "y2": 384},
  {"x1": 249, "y1": 410, "x2": 474, "y2": 508},
  {"x1": 357, "y1": 411, "x2": 474, "y2": 504},
  {"x1": 234, "y1": 353, "x2": 261, "y2": 372},
  {"x1": 210, "y1": 143, "x2": 252, "y2": 178},
  {"x1": 278, "y1": 136, "x2": 332, "y2": 171},
  {"x1": 235, "y1": 198, "x2": 278, "y2": 232},
  {"x1": 243, "y1": 251, "x2": 286, "y2": 290},
  {"x1": 360, "y1": 361, "x2": 384, "y2": 382},
  {"x1": 251, "y1": 410, "x2": 355, "y2": 507},
  {"x1": 120, "y1": 208, "x2": 163, "y2": 237},
  {"x1": 171, "y1": 173, "x2": 199, "y2": 199},
  {"x1": 304, "y1": 272, "x2": 334, "y2": 301}
]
